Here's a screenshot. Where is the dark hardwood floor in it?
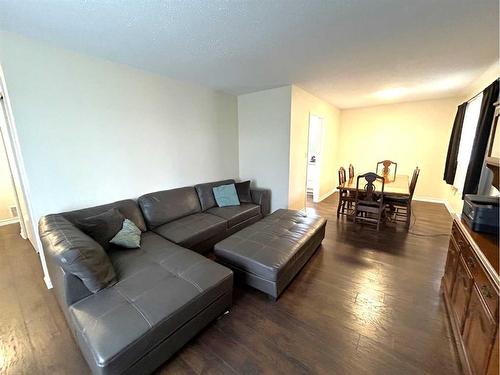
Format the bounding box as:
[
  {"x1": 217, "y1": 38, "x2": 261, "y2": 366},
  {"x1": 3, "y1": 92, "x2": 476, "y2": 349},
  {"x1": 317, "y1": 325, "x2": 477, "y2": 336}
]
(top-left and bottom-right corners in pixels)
[{"x1": 0, "y1": 194, "x2": 462, "y2": 374}]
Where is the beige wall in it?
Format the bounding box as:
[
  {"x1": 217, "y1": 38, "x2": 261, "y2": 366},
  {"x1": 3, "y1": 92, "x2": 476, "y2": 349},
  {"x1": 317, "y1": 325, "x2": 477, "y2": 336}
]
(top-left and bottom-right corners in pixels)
[
  {"x1": 338, "y1": 97, "x2": 464, "y2": 201},
  {"x1": 289, "y1": 86, "x2": 340, "y2": 210},
  {"x1": 0, "y1": 131, "x2": 16, "y2": 220}
]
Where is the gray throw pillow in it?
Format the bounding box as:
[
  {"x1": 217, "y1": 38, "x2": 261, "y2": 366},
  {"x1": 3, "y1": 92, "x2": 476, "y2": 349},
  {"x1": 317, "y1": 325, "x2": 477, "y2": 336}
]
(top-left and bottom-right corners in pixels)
[
  {"x1": 110, "y1": 219, "x2": 141, "y2": 248},
  {"x1": 75, "y1": 208, "x2": 125, "y2": 250},
  {"x1": 235, "y1": 180, "x2": 252, "y2": 203}
]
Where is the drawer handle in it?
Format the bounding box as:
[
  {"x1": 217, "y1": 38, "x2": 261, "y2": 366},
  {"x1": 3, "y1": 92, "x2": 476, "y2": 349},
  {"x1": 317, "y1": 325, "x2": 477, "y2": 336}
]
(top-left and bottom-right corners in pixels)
[
  {"x1": 463, "y1": 278, "x2": 470, "y2": 290},
  {"x1": 480, "y1": 285, "x2": 494, "y2": 299},
  {"x1": 479, "y1": 311, "x2": 488, "y2": 334},
  {"x1": 460, "y1": 272, "x2": 469, "y2": 289},
  {"x1": 466, "y1": 256, "x2": 475, "y2": 269}
]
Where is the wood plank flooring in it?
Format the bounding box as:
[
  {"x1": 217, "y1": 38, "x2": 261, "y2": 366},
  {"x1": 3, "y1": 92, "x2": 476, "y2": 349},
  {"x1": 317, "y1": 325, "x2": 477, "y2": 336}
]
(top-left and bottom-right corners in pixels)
[{"x1": 0, "y1": 194, "x2": 462, "y2": 374}]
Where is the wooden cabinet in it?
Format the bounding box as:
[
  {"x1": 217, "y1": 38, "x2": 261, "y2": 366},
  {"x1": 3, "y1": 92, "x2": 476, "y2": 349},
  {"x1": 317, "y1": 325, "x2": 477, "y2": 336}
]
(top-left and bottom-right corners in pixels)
[{"x1": 442, "y1": 218, "x2": 499, "y2": 375}]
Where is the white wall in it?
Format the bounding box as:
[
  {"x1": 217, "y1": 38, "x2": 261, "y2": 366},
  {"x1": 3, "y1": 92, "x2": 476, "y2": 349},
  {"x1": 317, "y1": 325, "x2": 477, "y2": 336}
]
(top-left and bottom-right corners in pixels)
[
  {"x1": 238, "y1": 86, "x2": 292, "y2": 211},
  {"x1": 289, "y1": 86, "x2": 341, "y2": 210},
  {"x1": 0, "y1": 32, "x2": 239, "y2": 241}
]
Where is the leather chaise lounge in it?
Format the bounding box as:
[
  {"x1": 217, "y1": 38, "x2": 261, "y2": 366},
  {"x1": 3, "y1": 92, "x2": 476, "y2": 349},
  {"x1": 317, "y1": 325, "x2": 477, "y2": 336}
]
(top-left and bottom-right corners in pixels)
[{"x1": 39, "y1": 179, "x2": 270, "y2": 375}]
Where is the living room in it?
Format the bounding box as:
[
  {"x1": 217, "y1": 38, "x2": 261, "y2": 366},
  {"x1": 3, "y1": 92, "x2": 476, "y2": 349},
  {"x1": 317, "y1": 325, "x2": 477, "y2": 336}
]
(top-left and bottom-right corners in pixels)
[{"x1": 0, "y1": 1, "x2": 498, "y2": 374}]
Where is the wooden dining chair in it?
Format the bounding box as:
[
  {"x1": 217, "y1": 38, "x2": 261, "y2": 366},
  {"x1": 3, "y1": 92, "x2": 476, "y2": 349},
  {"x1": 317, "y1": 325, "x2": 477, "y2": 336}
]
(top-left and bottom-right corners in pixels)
[
  {"x1": 385, "y1": 167, "x2": 420, "y2": 229},
  {"x1": 353, "y1": 172, "x2": 385, "y2": 231},
  {"x1": 337, "y1": 167, "x2": 355, "y2": 218},
  {"x1": 376, "y1": 160, "x2": 398, "y2": 180},
  {"x1": 348, "y1": 164, "x2": 355, "y2": 180}
]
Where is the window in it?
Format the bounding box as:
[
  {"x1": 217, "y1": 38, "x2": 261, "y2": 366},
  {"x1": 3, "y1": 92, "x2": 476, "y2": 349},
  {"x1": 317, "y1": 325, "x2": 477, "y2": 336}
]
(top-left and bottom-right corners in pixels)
[{"x1": 453, "y1": 93, "x2": 483, "y2": 192}]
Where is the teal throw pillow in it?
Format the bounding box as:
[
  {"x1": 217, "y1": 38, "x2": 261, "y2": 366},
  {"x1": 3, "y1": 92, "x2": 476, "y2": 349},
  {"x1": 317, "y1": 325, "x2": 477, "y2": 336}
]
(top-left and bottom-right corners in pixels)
[{"x1": 213, "y1": 184, "x2": 240, "y2": 207}]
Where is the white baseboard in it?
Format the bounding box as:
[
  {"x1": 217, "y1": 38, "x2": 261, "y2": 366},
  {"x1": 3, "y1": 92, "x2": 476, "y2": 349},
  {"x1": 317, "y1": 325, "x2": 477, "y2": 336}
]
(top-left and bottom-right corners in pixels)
[
  {"x1": 317, "y1": 188, "x2": 336, "y2": 202},
  {"x1": 413, "y1": 197, "x2": 454, "y2": 214},
  {"x1": 0, "y1": 217, "x2": 20, "y2": 226},
  {"x1": 44, "y1": 274, "x2": 53, "y2": 289}
]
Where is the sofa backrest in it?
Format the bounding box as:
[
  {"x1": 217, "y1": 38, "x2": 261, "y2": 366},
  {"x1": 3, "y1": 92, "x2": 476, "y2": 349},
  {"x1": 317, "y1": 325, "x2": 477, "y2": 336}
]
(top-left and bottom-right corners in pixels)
[
  {"x1": 138, "y1": 186, "x2": 201, "y2": 229},
  {"x1": 194, "y1": 179, "x2": 235, "y2": 211},
  {"x1": 62, "y1": 199, "x2": 147, "y2": 232}
]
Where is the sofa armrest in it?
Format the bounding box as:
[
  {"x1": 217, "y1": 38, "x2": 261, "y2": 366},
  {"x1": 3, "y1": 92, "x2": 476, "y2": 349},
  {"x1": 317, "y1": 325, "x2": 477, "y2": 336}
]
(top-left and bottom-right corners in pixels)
[
  {"x1": 250, "y1": 188, "x2": 271, "y2": 216},
  {"x1": 45, "y1": 253, "x2": 92, "y2": 307},
  {"x1": 39, "y1": 214, "x2": 115, "y2": 305}
]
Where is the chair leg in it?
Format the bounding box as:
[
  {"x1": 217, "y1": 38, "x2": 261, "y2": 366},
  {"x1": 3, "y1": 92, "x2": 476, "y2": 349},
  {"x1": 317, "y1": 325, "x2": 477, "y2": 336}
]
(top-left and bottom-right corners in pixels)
[
  {"x1": 405, "y1": 203, "x2": 411, "y2": 229},
  {"x1": 337, "y1": 198, "x2": 342, "y2": 218}
]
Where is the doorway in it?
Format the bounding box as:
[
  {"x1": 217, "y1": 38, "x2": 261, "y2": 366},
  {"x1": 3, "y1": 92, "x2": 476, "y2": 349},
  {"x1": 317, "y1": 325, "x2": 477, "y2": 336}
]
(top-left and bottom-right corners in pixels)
[
  {"x1": 0, "y1": 65, "x2": 52, "y2": 289},
  {"x1": 0, "y1": 129, "x2": 20, "y2": 227},
  {"x1": 0, "y1": 67, "x2": 37, "y2": 244},
  {"x1": 305, "y1": 114, "x2": 324, "y2": 208}
]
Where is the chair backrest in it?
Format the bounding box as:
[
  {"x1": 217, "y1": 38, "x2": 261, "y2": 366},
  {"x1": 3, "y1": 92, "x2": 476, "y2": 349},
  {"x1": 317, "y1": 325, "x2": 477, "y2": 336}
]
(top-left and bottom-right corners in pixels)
[
  {"x1": 355, "y1": 172, "x2": 385, "y2": 204},
  {"x1": 348, "y1": 164, "x2": 355, "y2": 180},
  {"x1": 376, "y1": 160, "x2": 398, "y2": 180},
  {"x1": 409, "y1": 167, "x2": 420, "y2": 199},
  {"x1": 338, "y1": 167, "x2": 347, "y2": 185}
]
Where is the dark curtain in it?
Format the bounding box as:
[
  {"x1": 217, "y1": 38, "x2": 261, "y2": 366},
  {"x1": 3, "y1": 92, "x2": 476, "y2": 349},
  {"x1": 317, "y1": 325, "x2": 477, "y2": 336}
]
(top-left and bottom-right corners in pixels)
[
  {"x1": 462, "y1": 79, "x2": 500, "y2": 196},
  {"x1": 443, "y1": 102, "x2": 467, "y2": 184}
]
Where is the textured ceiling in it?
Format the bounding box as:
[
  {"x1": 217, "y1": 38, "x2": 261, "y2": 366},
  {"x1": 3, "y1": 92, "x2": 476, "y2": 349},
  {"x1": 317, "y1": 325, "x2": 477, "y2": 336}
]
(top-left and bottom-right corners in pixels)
[{"x1": 0, "y1": 0, "x2": 498, "y2": 108}]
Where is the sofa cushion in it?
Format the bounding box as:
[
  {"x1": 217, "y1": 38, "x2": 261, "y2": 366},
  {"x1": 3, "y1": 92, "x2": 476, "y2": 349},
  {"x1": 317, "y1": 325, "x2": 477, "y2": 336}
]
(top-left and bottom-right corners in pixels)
[
  {"x1": 154, "y1": 213, "x2": 227, "y2": 248},
  {"x1": 207, "y1": 203, "x2": 261, "y2": 228},
  {"x1": 39, "y1": 214, "x2": 116, "y2": 293},
  {"x1": 75, "y1": 208, "x2": 125, "y2": 250},
  {"x1": 194, "y1": 179, "x2": 235, "y2": 211},
  {"x1": 153, "y1": 213, "x2": 227, "y2": 249},
  {"x1": 68, "y1": 231, "x2": 233, "y2": 374},
  {"x1": 138, "y1": 187, "x2": 201, "y2": 229},
  {"x1": 62, "y1": 199, "x2": 147, "y2": 232}
]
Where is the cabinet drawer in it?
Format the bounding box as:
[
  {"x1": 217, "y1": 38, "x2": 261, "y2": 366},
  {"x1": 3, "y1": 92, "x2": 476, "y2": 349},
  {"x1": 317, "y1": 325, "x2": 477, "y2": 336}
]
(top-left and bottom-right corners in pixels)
[
  {"x1": 475, "y1": 269, "x2": 499, "y2": 320},
  {"x1": 462, "y1": 243, "x2": 479, "y2": 274},
  {"x1": 462, "y1": 244, "x2": 499, "y2": 318},
  {"x1": 452, "y1": 221, "x2": 468, "y2": 252}
]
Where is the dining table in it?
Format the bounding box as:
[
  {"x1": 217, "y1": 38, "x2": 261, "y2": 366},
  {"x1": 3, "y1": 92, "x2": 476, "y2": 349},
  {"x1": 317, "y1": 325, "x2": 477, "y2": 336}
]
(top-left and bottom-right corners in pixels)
[{"x1": 337, "y1": 174, "x2": 410, "y2": 198}]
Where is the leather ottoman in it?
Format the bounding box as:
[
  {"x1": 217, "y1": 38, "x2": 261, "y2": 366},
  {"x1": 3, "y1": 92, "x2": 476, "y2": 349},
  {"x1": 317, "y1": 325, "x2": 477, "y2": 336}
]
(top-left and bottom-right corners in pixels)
[{"x1": 214, "y1": 209, "x2": 327, "y2": 300}]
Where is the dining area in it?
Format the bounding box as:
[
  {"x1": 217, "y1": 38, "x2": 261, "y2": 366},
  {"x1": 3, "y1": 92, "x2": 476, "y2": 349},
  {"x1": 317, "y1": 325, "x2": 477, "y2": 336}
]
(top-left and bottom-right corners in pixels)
[{"x1": 336, "y1": 160, "x2": 420, "y2": 231}]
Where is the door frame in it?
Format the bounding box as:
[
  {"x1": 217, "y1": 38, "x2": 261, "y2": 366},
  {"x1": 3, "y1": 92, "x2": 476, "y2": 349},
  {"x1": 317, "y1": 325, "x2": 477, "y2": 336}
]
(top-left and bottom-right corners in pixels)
[
  {"x1": 0, "y1": 125, "x2": 23, "y2": 229},
  {"x1": 305, "y1": 113, "x2": 324, "y2": 205},
  {"x1": 0, "y1": 65, "x2": 52, "y2": 288}
]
